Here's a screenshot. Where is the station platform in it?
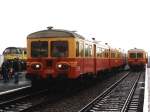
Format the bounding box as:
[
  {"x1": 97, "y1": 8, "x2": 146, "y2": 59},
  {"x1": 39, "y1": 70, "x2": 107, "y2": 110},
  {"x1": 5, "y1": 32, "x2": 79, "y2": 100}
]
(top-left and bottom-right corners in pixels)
[
  {"x1": 143, "y1": 64, "x2": 150, "y2": 112},
  {"x1": 0, "y1": 72, "x2": 31, "y2": 95}
]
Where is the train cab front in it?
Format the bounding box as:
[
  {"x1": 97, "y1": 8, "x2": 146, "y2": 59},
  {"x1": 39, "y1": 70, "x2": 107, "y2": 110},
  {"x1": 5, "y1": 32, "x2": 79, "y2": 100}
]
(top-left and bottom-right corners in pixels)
[
  {"x1": 128, "y1": 59, "x2": 146, "y2": 70},
  {"x1": 26, "y1": 58, "x2": 80, "y2": 81},
  {"x1": 26, "y1": 36, "x2": 81, "y2": 81}
]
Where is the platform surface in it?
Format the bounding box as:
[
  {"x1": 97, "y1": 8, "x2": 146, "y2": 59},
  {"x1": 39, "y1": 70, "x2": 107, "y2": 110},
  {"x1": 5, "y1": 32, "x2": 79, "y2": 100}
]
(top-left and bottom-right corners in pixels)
[
  {"x1": 0, "y1": 72, "x2": 31, "y2": 95},
  {"x1": 143, "y1": 64, "x2": 150, "y2": 112}
]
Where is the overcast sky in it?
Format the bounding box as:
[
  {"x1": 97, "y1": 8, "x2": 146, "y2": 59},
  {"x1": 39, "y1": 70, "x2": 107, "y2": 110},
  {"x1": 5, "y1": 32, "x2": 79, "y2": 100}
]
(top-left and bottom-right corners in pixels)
[{"x1": 0, "y1": 0, "x2": 150, "y2": 54}]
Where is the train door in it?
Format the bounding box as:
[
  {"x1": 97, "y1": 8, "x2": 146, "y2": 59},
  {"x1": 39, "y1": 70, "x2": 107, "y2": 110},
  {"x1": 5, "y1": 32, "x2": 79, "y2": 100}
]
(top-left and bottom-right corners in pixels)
[
  {"x1": 108, "y1": 48, "x2": 111, "y2": 69},
  {"x1": 80, "y1": 42, "x2": 84, "y2": 74},
  {"x1": 76, "y1": 41, "x2": 84, "y2": 74},
  {"x1": 93, "y1": 44, "x2": 97, "y2": 74}
]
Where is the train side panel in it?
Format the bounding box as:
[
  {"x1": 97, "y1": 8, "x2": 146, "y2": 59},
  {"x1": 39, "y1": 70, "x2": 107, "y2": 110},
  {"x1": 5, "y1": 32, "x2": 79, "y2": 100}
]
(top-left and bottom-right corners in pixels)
[{"x1": 26, "y1": 27, "x2": 127, "y2": 85}]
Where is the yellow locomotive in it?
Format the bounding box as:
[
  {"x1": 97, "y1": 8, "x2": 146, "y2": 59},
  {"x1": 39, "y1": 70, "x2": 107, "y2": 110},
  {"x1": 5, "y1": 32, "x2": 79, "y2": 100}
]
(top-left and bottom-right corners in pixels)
[{"x1": 3, "y1": 47, "x2": 27, "y2": 70}]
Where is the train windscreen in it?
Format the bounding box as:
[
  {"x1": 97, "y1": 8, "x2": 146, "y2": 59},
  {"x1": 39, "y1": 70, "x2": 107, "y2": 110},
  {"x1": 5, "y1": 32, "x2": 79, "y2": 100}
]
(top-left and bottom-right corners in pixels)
[
  {"x1": 3, "y1": 47, "x2": 21, "y2": 54},
  {"x1": 51, "y1": 41, "x2": 68, "y2": 57},
  {"x1": 129, "y1": 53, "x2": 136, "y2": 58},
  {"x1": 137, "y1": 53, "x2": 143, "y2": 58},
  {"x1": 31, "y1": 41, "x2": 48, "y2": 57},
  {"x1": 129, "y1": 53, "x2": 143, "y2": 59}
]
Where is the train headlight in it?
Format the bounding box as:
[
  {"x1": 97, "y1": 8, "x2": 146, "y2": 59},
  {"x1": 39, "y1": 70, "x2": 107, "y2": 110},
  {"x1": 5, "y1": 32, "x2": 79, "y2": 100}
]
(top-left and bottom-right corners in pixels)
[
  {"x1": 57, "y1": 64, "x2": 62, "y2": 68},
  {"x1": 57, "y1": 63, "x2": 69, "y2": 70},
  {"x1": 31, "y1": 63, "x2": 41, "y2": 70},
  {"x1": 35, "y1": 64, "x2": 40, "y2": 68}
]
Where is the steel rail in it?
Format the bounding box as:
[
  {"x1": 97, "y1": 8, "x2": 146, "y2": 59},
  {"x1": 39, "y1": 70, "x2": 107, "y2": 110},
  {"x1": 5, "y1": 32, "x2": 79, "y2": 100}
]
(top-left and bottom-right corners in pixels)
[
  {"x1": 0, "y1": 88, "x2": 49, "y2": 108},
  {"x1": 121, "y1": 72, "x2": 141, "y2": 112},
  {"x1": 20, "y1": 72, "x2": 130, "y2": 112},
  {"x1": 78, "y1": 71, "x2": 130, "y2": 112}
]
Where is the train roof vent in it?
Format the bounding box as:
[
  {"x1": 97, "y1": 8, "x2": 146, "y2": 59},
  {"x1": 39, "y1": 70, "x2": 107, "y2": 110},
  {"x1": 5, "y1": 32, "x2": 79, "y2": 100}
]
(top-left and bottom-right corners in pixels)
[
  {"x1": 47, "y1": 26, "x2": 53, "y2": 30},
  {"x1": 92, "y1": 38, "x2": 95, "y2": 40},
  {"x1": 72, "y1": 30, "x2": 77, "y2": 32}
]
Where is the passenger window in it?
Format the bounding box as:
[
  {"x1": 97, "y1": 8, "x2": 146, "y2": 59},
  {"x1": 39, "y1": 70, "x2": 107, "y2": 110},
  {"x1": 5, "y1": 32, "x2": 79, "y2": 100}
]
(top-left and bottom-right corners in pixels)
[
  {"x1": 111, "y1": 52, "x2": 115, "y2": 58},
  {"x1": 96, "y1": 47, "x2": 100, "y2": 57},
  {"x1": 99, "y1": 48, "x2": 103, "y2": 57},
  {"x1": 97, "y1": 47, "x2": 102, "y2": 57},
  {"x1": 89, "y1": 45, "x2": 92, "y2": 57},
  {"x1": 85, "y1": 44, "x2": 89, "y2": 57},
  {"x1": 79, "y1": 43, "x2": 84, "y2": 57},
  {"x1": 101, "y1": 49, "x2": 105, "y2": 58},
  {"x1": 117, "y1": 52, "x2": 121, "y2": 58},
  {"x1": 104, "y1": 49, "x2": 109, "y2": 58}
]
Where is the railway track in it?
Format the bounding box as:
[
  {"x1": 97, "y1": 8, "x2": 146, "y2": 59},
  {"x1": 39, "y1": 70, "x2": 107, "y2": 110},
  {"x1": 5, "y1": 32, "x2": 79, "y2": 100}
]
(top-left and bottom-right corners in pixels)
[
  {"x1": 0, "y1": 87, "x2": 50, "y2": 112},
  {"x1": 0, "y1": 71, "x2": 144, "y2": 112},
  {"x1": 0, "y1": 79, "x2": 87, "y2": 112},
  {"x1": 79, "y1": 71, "x2": 144, "y2": 112}
]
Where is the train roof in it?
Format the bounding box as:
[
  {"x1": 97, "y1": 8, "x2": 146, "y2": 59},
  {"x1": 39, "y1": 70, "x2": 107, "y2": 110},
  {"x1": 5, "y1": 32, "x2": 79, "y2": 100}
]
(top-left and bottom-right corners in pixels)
[
  {"x1": 27, "y1": 27, "x2": 85, "y2": 39},
  {"x1": 4, "y1": 47, "x2": 26, "y2": 50},
  {"x1": 5, "y1": 47, "x2": 18, "y2": 49},
  {"x1": 128, "y1": 48, "x2": 145, "y2": 53}
]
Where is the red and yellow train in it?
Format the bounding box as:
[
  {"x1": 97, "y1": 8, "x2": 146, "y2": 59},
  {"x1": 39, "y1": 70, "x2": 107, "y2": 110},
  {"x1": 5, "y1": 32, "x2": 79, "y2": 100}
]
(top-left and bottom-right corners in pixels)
[
  {"x1": 128, "y1": 48, "x2": 148, "y2": 70},
  {"x1": 26, "y1": 27, "x2": 126, "y2": 83}
]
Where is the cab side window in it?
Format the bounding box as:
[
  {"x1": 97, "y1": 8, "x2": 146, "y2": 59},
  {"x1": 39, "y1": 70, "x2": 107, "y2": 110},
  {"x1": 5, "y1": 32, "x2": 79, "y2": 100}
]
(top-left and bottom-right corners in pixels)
[
  {"x1": 79, "y1": 43, "x2": 84, "y2": 57},
  {"x1": 76, "y1": 41, "x2": 79, "y2": 57},
  {"x1": 76, "y1": 41, "x2": 84, "y2": 57}
]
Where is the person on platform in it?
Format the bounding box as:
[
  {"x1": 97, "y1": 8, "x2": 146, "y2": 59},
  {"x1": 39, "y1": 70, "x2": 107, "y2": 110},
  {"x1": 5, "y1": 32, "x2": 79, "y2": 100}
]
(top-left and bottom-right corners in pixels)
[
  {"x1": 1, "y1": 61, "x2": 9, "y2": 83},
  {"x1": 13, "y1": 57, "x2": 20, "y2": 83}
]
